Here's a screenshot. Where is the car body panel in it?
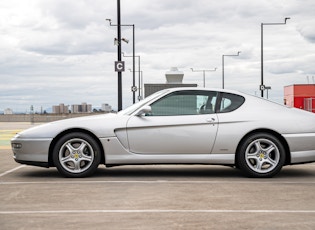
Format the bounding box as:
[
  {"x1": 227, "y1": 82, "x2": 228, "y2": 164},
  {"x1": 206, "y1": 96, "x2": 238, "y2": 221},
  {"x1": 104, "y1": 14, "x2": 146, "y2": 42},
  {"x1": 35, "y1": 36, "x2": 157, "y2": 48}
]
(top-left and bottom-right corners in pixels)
[
  {"x1": 290, "y1": 150, "x2": 315, "y2": 164},
  {"x1": 126, "y1": 114, "x2": 218, "y2": 154},
  {"x1": 14, "y1": 113, "x2": 129, "y2": 139},
  {"x1": 12, "y1": 138, "x2": 52, "y2": 163},
  {"x1": 101, "y1": 137, "x2": 235, "y2": 165}
]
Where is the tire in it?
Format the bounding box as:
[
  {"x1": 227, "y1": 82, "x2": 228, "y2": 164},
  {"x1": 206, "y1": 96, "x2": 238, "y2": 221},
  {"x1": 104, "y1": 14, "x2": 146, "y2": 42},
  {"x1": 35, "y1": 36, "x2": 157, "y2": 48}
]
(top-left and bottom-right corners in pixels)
[
  {"x1": 53, "y1": 132, "x2": 101, "y2": 178},
  {"x1": 237, "y1": 133, "x2": 285, "y2": 178}
]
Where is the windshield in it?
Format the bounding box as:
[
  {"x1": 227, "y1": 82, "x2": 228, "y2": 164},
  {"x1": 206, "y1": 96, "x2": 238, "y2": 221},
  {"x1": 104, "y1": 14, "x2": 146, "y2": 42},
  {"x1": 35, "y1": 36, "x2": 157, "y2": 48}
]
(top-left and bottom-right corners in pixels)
[{"x1": 118, "y1": 89, "x2": 169, "y2": 115}]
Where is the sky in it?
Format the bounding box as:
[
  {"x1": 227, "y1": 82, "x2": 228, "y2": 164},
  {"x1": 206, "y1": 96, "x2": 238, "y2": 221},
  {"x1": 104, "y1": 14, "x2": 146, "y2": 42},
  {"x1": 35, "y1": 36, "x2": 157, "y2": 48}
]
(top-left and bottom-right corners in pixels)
[{"x1": 1, "y1": 0, "x2": 315, "y2": 113}]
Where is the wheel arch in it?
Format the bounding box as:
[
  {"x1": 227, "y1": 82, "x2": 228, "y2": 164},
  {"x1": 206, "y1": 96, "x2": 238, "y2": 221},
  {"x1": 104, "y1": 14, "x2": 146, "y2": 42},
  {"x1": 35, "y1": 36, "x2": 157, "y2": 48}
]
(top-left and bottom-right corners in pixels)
[
  {"x1": 234, "y1": 129, "x2": 291, "y2": 168},
  {"x1": 48, "y1": 128, "x2": 105, "y2": 167}
]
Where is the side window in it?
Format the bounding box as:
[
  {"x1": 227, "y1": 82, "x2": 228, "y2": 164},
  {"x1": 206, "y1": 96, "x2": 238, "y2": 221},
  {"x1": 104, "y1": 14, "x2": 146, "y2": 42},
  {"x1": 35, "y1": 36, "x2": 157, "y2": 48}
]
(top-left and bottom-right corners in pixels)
[
  {"x1": 218, "y1": 93, "x2": 245, "y2": 113},
  {"x1": 149, "y1": 90, "x2": 217, "y2": 116}
]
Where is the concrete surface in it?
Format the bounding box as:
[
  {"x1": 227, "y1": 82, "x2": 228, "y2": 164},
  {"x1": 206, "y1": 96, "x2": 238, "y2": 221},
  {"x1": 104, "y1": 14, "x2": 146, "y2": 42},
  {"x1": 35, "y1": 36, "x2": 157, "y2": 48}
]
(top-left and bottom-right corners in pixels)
[{"x1": 1, "y1": 123, "x2": 315, "y2": 229}]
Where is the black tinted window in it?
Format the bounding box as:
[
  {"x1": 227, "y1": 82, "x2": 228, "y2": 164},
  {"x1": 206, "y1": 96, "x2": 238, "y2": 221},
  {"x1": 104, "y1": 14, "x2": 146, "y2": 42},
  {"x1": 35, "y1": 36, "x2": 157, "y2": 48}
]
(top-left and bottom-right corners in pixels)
[
  {"x1": 149, "y1": 90, "x2": 218, "y2": 116},
  {"x1": 218, "y1": 93, "x2": 245, "y2": 113}
]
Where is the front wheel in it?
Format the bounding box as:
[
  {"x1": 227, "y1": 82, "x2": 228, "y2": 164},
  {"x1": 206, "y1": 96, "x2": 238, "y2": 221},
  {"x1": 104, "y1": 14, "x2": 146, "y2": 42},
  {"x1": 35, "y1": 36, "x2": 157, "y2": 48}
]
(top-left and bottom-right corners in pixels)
[
  {"x1": 53, "y1": 132, "x2": 101, "y2": 178},
  {"x1": 237, "y1": 133, "x2": 285, "y2": 178}
]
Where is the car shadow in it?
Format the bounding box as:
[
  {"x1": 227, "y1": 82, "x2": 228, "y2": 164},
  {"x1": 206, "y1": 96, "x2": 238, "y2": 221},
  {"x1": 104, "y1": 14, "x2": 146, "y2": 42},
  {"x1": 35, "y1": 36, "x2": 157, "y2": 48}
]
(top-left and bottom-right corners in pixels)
[
  {"x1": 277, "y1": 166, "x2": 315, "y2": 178},
  {"x1": 94, "y1": 165, "x2": 244, "y2": 179},
  {"x1": 19, "y1": 165, "x2": 242, "y2": 179},
  {"x1": 17, "y1": 164, "x2": 315, "y2": 179},
  {"x1": 17, "y1": 167, "x2": 62, "y2": 178}
]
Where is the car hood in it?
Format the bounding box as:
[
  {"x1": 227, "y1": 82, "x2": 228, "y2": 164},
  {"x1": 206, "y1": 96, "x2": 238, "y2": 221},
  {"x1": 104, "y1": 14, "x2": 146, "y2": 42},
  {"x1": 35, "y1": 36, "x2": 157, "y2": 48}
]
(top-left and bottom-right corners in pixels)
[{"x1": 14, "y1": 113, "x2": 130, "y2": 139}]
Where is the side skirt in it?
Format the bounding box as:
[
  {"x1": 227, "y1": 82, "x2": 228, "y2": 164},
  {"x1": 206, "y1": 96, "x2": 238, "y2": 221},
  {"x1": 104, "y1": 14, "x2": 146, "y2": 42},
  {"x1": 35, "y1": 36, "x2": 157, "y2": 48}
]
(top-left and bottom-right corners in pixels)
[{"x1": 100, "y1": 138, "x2": 235, "y2": 165}]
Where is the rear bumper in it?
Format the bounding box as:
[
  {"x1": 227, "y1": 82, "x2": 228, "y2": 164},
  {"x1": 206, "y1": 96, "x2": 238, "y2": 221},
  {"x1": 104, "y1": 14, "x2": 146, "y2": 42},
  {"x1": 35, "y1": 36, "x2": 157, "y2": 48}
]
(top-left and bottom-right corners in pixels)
[
  {"x1": 291, "y1": 150, "x2": 315, "y2": 164},
  {"x1": 283, "y1": 133, "x2": 315, "y2": 164}
]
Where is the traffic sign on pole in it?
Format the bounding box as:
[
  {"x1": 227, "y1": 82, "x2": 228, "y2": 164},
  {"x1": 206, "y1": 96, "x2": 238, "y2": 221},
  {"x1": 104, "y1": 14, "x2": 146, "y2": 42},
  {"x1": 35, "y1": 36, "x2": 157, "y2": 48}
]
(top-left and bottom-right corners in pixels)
[
  {"x1": 131, "y1": 86, "x2": 137, "y2": 92},
  {"x1": 115, "y1": 61, "x2": 125, "y2": 72}
]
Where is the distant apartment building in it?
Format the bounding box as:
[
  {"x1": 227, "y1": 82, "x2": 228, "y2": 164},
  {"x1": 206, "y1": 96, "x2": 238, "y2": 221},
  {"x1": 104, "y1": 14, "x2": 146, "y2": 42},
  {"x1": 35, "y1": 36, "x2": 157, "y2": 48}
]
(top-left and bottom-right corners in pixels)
[
  {"x1": 71, "y1": 102, "x2": 92, "y2": 113},
  {"x1": 4, "y1": 108, "x2": 13, "y2": 114},
  {"x1": 52, "y1": 102, "x2": 112, "y2": 114},
  {"x1": 102, "y1": 103, "x2": 112, "y2": 112},
  {"x1": 52, "y1": 104, "x2": 69, "y2": 114}
]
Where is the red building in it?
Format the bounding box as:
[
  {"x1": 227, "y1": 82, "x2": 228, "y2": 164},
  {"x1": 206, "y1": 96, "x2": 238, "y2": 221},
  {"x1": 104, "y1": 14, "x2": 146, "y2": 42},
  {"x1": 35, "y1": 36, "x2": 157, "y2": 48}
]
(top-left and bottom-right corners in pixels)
[{"x1": 284, "y1": 84, "x2": 315, "y2": 113}]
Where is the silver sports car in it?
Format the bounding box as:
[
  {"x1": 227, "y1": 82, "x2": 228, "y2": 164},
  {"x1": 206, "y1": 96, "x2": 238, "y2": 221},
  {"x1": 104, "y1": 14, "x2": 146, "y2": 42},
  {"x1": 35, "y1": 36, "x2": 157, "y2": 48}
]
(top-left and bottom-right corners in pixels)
[{"x1": 11, "y1": 88, "x2": 315, "y2": 178}]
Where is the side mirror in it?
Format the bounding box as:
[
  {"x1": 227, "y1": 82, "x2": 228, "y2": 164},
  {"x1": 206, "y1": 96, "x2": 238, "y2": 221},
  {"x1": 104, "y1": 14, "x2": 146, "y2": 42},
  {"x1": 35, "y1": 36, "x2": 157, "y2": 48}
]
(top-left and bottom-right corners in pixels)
[{"x1": 135, "y1": 105, "x2": 152, "y2": 116}]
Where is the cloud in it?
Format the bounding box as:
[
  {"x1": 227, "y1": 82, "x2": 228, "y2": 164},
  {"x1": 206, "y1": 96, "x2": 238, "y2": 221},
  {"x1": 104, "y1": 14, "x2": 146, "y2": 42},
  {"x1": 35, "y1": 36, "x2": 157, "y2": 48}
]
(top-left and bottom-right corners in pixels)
[
  {"x1": 297, "y1": 20, "x2": 315, "y2": 43},
  {"x1": 21, "y1": 25, "x2": 109, "y2": 55},
  {"x1": 1, "y1": 0, "x2": 315, "y2": 112}
]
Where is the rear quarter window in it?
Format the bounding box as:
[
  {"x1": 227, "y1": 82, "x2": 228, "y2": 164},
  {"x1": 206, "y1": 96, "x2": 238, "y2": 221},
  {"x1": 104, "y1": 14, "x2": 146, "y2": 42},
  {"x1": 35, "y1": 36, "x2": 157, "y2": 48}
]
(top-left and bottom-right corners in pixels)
[{"x1": 218, "y1": 93, "x2": 245, "y2": 113}]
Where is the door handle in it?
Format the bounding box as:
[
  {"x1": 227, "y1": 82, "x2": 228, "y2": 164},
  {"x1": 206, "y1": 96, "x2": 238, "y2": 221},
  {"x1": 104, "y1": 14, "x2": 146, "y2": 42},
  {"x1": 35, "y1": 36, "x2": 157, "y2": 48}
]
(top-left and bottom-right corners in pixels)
[{"x1": 206, "y1": 118, "x2": 215, "y2": 123}]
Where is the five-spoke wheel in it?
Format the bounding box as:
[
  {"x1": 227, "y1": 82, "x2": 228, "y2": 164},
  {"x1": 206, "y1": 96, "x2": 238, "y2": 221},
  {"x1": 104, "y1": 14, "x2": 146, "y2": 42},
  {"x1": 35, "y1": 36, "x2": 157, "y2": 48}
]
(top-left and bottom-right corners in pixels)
[
  {"x1": 238, "y1": 133, "x2": 285, "y2": 178},
  {"x1": 53, "y1": 132, "x2": 101, "y2": 178}
]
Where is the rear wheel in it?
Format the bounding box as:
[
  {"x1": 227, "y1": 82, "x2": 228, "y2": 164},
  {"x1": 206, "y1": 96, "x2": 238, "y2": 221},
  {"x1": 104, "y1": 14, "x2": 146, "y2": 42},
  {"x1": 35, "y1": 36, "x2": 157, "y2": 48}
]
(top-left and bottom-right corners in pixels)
[
  {"x1": 237, "y1": 133, "x2": 285, "y2": 178},
  {"x1": 53, "y1": 132, "x2": 101, "y2": 178}
]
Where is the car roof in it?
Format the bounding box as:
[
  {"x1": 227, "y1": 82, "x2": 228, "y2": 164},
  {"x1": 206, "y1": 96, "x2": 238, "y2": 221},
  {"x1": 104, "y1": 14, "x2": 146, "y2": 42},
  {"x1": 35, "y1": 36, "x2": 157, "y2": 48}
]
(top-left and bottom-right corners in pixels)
[{"x1": 164, "y1": 87, "x2": 245, "y2": 96}]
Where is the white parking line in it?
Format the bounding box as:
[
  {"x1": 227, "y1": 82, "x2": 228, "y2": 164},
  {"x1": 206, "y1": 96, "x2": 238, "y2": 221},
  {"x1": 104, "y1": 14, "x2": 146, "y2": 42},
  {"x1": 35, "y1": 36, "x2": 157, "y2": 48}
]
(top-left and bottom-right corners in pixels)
[
  {"x1": 1, "y1": 209, "x2": 315, "y2": 214},
  {"x1": 1, "y1": 180, "x2": 315, "y2": 185},
  {"x1": 0, "y1": 165, "x2": 25, "y2": 178}
]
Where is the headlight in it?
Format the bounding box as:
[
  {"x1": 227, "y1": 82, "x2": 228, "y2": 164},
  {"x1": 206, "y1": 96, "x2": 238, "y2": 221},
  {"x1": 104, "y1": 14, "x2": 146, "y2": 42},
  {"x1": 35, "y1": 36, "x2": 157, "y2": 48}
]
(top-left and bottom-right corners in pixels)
[{"x1": 12, "y1": 143, "x2": 22, "y2": 149}]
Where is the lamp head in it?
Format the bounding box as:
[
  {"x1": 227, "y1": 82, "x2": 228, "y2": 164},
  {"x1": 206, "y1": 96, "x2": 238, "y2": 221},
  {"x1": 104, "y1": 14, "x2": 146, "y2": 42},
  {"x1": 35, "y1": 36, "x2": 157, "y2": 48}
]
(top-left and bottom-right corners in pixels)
[
  {"x1": 122, "y1": 38, "x2": 129, "y2": 44},
  {"x1": 114, "y1": 38, "x2": 119, "y2": 46}
]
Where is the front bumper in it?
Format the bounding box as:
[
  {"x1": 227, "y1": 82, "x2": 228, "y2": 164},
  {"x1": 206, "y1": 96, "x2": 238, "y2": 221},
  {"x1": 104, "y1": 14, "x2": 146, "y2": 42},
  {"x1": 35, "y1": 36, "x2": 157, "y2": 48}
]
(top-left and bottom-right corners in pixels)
[{"x1": 11, "y1": 137, "x2": 53, "y2": 165}]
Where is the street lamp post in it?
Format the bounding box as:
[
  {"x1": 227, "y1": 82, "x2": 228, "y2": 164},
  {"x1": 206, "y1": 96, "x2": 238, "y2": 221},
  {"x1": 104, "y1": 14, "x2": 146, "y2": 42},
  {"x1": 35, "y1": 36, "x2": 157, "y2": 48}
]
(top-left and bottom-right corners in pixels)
[
  {"x1": 190, "y1": 68, "x2": 217, "y2": 88},
  {"x1": 222, "y1": 51, "x2": 241, "y2": 89},
  {"x1": 129, "y1": 69, "x2": 143, "y2": 100},
  {"x1": 260, "y1": 17, "x2": 290, "y2": 98},
  {"x1": 123, "y1": 53, "x2": 141, "y2": 101},
  {"x1": 106, "y1": 17, "x2": 136, "y2": 105},
  {"x1": 265, "y1": 86, "x2": 271, "y2": 99},
  {"x1": 116, "y1": 0, "x2": 122, "y2": 110}
]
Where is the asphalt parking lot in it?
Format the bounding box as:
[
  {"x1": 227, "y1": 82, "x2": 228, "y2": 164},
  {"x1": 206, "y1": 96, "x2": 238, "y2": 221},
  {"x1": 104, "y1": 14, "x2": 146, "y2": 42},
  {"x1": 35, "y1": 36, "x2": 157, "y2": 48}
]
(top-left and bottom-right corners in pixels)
[{"x1": 1, "y1": 122, "x2": 315, "y2": 229}]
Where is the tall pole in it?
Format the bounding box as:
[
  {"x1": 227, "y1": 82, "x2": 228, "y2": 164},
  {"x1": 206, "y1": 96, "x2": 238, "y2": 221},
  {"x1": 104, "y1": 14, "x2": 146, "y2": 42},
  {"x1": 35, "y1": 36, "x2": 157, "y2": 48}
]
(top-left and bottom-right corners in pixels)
[
  {"x1": 128, "y1": 54, "x2": 144, "y2": 101},
  {"x1": 117, "y1": 0, "x2": 122, "y2": 111},
  {"x1": 222, "y1": 55, "x2": 225, "y2": 89},
  {"x1": 123, "y1": 51, "x2": 138, "y2": 103},
  {"x1": 260, "y1": 23, "x2": 264, "y2": 97},
  {"x1": 260, "y1": 17, "x2": 290, "y2": 98},
  {"x1": 129, "y1": 68, "x2": 143, "y2": 100},
  {"x1": 132, "y1": 25, "x2": 135, "y2": 104},
  {"x1": 222, "y1": 51, "x2": 241, "y2": 89},
  {"x1": 191, "y1": 68, "x2": 217, "y2": 88},
  {"x1": 106, "y1": 20, "x2": 136, "y2": 104},
  {"x1": 138, "y1": 56, "x2": 141, "y2": 100}
]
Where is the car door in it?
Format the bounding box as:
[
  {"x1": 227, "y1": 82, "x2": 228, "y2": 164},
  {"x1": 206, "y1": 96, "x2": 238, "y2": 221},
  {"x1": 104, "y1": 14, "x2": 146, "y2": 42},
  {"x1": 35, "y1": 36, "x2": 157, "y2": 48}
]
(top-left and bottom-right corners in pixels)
[{"x1": 126, "y1": 90, "x2": 219, "y2": 154}]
